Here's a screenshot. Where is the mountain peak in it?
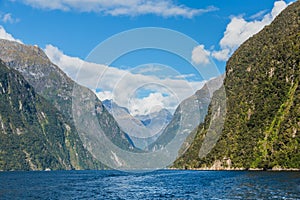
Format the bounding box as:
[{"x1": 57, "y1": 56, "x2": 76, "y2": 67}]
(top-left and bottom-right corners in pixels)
[
  {"x1": 0, "y1": 38, "x2": 138, "y2": 170},
  {"x1": 0, "y1": 39, "x2": 50, "y2": 65}
]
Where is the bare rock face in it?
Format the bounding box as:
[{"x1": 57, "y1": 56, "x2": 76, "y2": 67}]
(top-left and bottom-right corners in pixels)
[
  {"x1": 0, "y1": 39, "x2": 137, "y2": 170},
  {"x1": 0, "y1": 39, "x2": 72, "y2": 117},
  {"x1": 148, "y1": 75, "x2": 224, "y2": 155}
]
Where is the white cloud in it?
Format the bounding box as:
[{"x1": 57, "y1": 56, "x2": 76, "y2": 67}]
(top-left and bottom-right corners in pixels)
[
  {"x1": 191, "y1": 45, "x2": 210, "y2": 65},
  {"x1": 270, "y1": 0, "x2": 289, "y2": 17},
  {"x1": 133, "y1": 64, "x2": 164, "y2": 74},
  {"x1": 17, "y1": 0, "x2": 217, "y2": 18},
  {"x1": 1, "y1": 13, "x2": 20, "y2": 24},
  {"x1": 129, "y1": 92, "x2": 165, "y2": 116},
  {"x1": 219, "y1": 17, "x2": 264, "y2": 50},
  {"x1": 220, "y1": 0, "x2": 287, "y2": 50},
  {"x1": 211, "y1": 49, "x2": 230, "y2": 62},
  {"x1": 96, "y1": 90, "x2": 114, "y2": 101},
  {"x1": 212, "y1": 0, "x2": 288, "y2": 61},
  {"x1": 174, "y1": 74, "x2": 195, "y2": 79},
  {"x1": 249, "y1": 10, "x2": 268, "y2": 20},
  {"x1": 44, "y1": 44, "x2": 205, "y2": 115},
  {"x1": 44, "y1": 44, "x2": 85, "y2": 78},
  {"x1": 0, "y1": 26, "x2": 23, "y2": 43}
]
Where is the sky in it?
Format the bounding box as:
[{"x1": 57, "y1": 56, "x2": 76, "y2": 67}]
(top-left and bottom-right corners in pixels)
[{"x1": 0, "y1": 0, "x2": 294, "y2": 116}]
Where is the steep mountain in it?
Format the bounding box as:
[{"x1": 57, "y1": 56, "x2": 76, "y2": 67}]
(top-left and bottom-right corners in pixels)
[
  {"x1": 102, "y1": 99, "x2": 145, "y2": 133},
  {"x1": 174, "y1": 1, "x2": 300, "y2": 170},
  {"x1": 132, "y1": 108, "x2": 173, "y2": 150},
  {"x1": 149, "y1": 75, "x2": 224, "y2": 153},
  {"x1": 103, "y1": 99, "x2": 172, "y2": 150},
  {"x1": 0, "y1": 39, "x2": 135, "y2": 154},
  {"x1": 0, "y1": 60, "x2": 103, "y2": 170},
  {"x1": 103, "y1": 99, "x2": 131, "y2": 114}
]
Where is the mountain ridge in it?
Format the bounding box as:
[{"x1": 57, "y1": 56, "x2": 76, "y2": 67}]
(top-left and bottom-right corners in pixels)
[
  {"x1": 173, "y1": 1, "x2": 300, "y2": 170},
  {"x1": 149, "y1": 75, "x2": 224, "y2": 153},
  {"x1": 0, "y1": 39, "x2": 138, "y2": 170},
  {"x1": 102, "y1": 99, "x2": 172, "y2": 150}
]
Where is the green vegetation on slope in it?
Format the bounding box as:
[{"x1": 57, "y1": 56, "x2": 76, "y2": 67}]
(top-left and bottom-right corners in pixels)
[
  {"x1": 174, "y1": 1, "x2": 300, "y2": 170},
  {"x1": 0, "y1": 60, "x2": 103, "y2": 170},
  {"x1": 149, "y1": 75, "x2": 223, "y2": 153},
  {"x1": 0, "y1": 39, "x2": 136, "y2": 153}
]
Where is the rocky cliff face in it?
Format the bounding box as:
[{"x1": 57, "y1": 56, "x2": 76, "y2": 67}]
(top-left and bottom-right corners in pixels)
[
  {"x1": 0, "y1": 41, "x2": 71, "y2": 117},
  {"x1": 0, "y1": 60, "x2": 103, "y2": 170},
  {"x1": 149, "y1": 75, "x2": 224, "y2": 155},
  {"x1": 174, "y1": 1, "x2": 300, "y2": 170},
  {"x1": 0, "y1": 39, "x2": 137, "y2": 170}
]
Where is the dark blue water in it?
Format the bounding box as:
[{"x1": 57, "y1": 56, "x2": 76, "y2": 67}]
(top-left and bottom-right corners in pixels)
[{"x1": 0, "y1": 170, "x2": 299, "y2": 199}]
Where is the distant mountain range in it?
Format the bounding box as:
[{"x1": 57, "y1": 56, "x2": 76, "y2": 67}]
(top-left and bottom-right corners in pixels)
[
  {"x1": 174, "y1": 1, "x2": 300, "y2": 170},
  {"x1": 102, "y1": 99, "x2": 172, "y2": 150}
]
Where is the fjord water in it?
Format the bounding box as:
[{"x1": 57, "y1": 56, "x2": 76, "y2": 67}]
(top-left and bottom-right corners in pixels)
[{"x1": 0, "y1": 170, "x2": 299, "y2": 199}]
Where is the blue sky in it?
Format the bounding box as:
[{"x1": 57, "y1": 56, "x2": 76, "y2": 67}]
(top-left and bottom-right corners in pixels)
[{"x1": 0, "y1": 0, "x2": 294, "y2": 115}]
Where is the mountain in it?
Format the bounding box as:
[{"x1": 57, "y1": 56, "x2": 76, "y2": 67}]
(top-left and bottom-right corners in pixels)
[
  {"x1": 174, "y1": 1, "x2": 300, "y2": 170},
  {"x1": 136, "y1": 108, "x2": 172, "y2": 130},
  {"x1": 0, "y1": 60, "x2": 103, "y2": 170},
  {"x1": 148, "y1": 75, "x2": 224, "y2": 154},
  {"x1": 0, "y1": 39, "x2": 136, "y2": 169},
  {"x1": 102, "y1": 99, "x2": 172, "y2": 150},
  {"x1": 102, "y1": 99, "x2": 145, "y2": 133},
  {"x1": 133, "y1": 108, "x2": 173, "y2": 150}
]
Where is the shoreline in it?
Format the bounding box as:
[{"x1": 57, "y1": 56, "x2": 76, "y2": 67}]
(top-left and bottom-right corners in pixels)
[
  {"x1": 168, "y1": 167, "x2": 300, "y2": 172},
  {"x1": 1, "y1": 167, "x2": 300, "y2": 172}
]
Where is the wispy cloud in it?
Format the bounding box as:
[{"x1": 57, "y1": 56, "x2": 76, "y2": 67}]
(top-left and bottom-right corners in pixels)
[
  {"x1": 1, "y1": 13, "x2": 20, "y2": 24},
  {"x1": 174, "y1": 74, "x2": 195, "y2": 79},
  {"x1": 249, "y1": 10, "x2": 268, "y2": 20},
  {"x1": 15, "y1": 0, "x2": 218, "y2": 18}
]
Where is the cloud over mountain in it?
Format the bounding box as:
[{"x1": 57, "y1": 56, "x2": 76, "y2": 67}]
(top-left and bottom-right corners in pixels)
[
  {"x1": 0, "y1": 26, "x2": 22, "y2": 44},
  {"x1": 191, "y1": 1, "x2": 288, "y2": 63},
  {"x1": 213, "y1": 0, "x2": 288, "y2": 61},
  {"x1": 44, "y1": 44, "x2": 205, "y2": 116}
]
